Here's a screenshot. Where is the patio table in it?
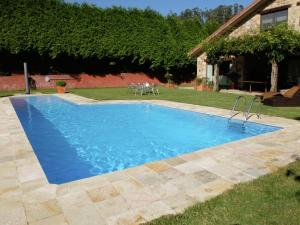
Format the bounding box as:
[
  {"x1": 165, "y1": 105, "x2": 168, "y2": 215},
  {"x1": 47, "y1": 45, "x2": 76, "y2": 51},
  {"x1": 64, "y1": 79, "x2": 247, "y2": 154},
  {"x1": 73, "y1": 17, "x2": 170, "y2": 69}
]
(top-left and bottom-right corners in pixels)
[{"x1": 241, "y1": 80, "x2": 268, "y2": 93}]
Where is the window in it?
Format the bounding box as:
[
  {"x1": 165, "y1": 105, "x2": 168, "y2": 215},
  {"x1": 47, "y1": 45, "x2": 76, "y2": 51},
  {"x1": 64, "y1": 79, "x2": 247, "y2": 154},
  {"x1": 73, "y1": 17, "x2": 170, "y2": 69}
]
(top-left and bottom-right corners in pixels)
[{"x1": 261, "y1": 9, "x2": 288, "y2": 29}]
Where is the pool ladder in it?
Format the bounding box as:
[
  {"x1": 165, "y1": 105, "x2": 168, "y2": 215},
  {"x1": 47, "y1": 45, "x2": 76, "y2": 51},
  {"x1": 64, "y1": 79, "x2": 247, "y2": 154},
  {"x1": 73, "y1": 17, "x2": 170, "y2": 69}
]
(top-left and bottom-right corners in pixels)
[{"x1": 228, "y1": 95, "x2": 262, "y2": 126}]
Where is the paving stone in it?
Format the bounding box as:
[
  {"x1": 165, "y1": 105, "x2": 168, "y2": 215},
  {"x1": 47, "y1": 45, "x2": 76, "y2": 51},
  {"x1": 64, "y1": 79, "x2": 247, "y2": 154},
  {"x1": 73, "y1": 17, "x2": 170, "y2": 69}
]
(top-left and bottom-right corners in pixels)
[
  {"x1": 163, "y1": 193, "x2": 198, "y2": 213},
  {"x1": 15, "y1": 149, "x2": 35, "y2": 160},
  {"x1": 175, "y1": 161, "x2": 205, "y2": 174},
  {"x1": 192, "y1": 157, "x2": 222, "y2": 168},
  {"x1": 168, "y1": 174, "x2": 207, "y2": 191},
  {"x1": 199, "y1": 179, "x2": 234, "y2": 194},
  {"x1": 23, "y1": 185, "x2": 57, "y2": 203},
  {"x1": 178, "y1": 152, "x2": 200, "y2": 161},
  {"x1": 138, "y1": 201, "x2": 175, "y2": 221},
  {"x1": 158, "y1": 168, "x2": 184, "y2": 181},
  {"x1": 112, "y1": 178, "x2": 144, "y2": 194},
  {"x1": 24, "y1": 200, "x2": 62, "y2": 222},
  {"x1": 0, "y1": 201, "x2": 27, "y2": 225},
  {"x1": 186, "y1": 179, "x2": 234, "y2": 201},
  {"x1": 201, "y1": 163, "x2": 241, "y2": 179},
  {"x1": 15, "y1": 154, "x2": 37, "y2": 167},
  {"x1": 0, "y1": 155, "x2": 14, "y2": 163},
  {"x1": 56, "y1": 183, "x2": 85, "y2": 197},
  {"x1": 243, "y1": 167, "x2": 271, "y2": 178},
  {"x1": 234, "y1": 155, "x2": 265, "y2": 167},
  {"x1": 0, "y1": 137, "x2": 11, "y2": 146},
  {"x1": 103, "y1": 171, "x2": 130, "y2": 183},
  {"x1": 63, "y1": 204, "x2": 106, "y2": 225},
  {"x1": 267, "y1": 156, "x2": 296, "y2": 168},
  {"x1": 164, "y1": 157, "x2": 186, "y2": 166},
  {"x1": 221, "y1": 159, "x2": 254, "y2": 170},
  {"x1": 122, "y1": 186, "x2": 160, "y2": 209},
  {"x1": 253, "y1": 149, "x2": 285, "y2": 160},
  {"x1": 124, "y1": 165, "x2": 155, "y2": 176},
  {"x1": 20, "y1": 179, "x2": 48, "y2": 193},
  {"x1": 73, "y1": 175, "x2": 111, "y2": 191},
  {"x1": 0, "y1": 177, "x2": 19, "y2": 195},
  {"x1": 192, "y1": 170, "x2": 220, "y2": 184},
  {"x1": 145, "y1": 161, "x2": 171, "y2": 173},
  {"x1": 58, "y1": 191, "x2": 92, "y2": 209},
  {"x1": 59, "y1": 191, "x2": 106, "y2": 225},
  {"x1": 226, "y1": 172, "x2": 255, "y2": 184},
  {"x1": 87, "y1": 183, "x2": 120, "y2": 203},
  {"x1": 106, "y1": 209, "x2": 146, "y2": 225},
  {"x1": 29, "y1": 214, "x2": 68, "y2": 225},
  {"x1": 0, "y1": 147, "x2": 15, "y2": 159},
  {"x1": 17, "y1": 163, "x2": 46, "y2": 183},
  {"x1": 96, "y1": 196, "x2": 130, "y2": 218},
  {"x1": 132, "y1": 172, "x2": 164, "y2": 186}
]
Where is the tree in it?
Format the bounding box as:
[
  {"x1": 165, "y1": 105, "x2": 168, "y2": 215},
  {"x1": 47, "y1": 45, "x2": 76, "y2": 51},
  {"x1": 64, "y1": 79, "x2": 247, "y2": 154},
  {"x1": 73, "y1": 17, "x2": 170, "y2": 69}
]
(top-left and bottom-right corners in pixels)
[
  {"x1": 179, "y1": 4, "x2": 244, "y2": 24},
  {"x1": 203, "y1": 25, "x2": 300, "y2": 92}
]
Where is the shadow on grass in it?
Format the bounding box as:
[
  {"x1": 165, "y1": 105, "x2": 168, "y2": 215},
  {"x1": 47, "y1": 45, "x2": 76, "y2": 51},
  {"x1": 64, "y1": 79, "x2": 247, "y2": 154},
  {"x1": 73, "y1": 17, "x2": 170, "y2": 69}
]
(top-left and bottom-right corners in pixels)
[
  {"x1": 286, "y1": 157, "x2": 300, "y2": 201},
  {"x1": 0, "y1": 94, "x2": 13, "y2": 98}
]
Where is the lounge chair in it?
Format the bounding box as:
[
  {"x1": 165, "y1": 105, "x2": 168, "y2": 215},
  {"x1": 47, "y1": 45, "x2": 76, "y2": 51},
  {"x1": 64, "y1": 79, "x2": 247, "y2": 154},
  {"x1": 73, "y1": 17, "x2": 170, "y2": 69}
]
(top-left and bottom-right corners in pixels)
[{"x1": 262, "y1": 85, "x2": 300, "y2": 107}]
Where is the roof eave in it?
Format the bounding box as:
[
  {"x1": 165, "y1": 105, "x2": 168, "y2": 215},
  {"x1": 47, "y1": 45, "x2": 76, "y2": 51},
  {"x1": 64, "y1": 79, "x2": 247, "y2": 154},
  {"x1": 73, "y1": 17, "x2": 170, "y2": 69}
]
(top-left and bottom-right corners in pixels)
[{"x1": 189, "y1": 0, "x2": 273, "y2": 58}]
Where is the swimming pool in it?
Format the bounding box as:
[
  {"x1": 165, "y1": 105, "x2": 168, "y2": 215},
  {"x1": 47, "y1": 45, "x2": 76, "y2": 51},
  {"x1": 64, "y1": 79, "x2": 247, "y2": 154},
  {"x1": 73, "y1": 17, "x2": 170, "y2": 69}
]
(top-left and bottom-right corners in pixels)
[{"x1": 11, "y1": 96, "x2": 280, "y2": 184}]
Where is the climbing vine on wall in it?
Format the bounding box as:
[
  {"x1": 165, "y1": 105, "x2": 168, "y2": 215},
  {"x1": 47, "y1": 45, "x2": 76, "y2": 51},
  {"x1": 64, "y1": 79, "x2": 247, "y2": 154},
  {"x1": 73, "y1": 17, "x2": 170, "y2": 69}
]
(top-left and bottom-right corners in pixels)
[
  {"x1": 203, "y1": 25, "x2": 300, "y2": 91},
  {"x1": 203, "y1": 25, "x2": 300, "y2": 64}
]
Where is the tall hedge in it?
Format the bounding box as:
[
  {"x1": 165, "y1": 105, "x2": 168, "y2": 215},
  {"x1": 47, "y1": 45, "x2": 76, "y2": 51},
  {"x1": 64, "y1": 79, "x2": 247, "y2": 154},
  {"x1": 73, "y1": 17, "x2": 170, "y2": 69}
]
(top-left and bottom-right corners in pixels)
[{"x1": 0, "y1": 0, "x2": 218, "y2": 81}]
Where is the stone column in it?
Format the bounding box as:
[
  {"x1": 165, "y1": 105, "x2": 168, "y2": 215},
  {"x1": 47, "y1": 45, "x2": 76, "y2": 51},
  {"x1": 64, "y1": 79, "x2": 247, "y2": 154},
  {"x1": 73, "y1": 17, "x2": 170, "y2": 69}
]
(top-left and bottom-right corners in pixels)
[{"x1": 197, "y1": 53, "x2": 208, "y2": 79}]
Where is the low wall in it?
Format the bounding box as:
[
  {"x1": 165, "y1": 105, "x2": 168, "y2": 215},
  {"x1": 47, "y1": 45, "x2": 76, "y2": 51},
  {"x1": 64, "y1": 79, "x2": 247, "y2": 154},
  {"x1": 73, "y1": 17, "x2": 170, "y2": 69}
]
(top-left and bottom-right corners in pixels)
[{"x1": 0, "y1": 73, "x2": 162, "y2": 91}]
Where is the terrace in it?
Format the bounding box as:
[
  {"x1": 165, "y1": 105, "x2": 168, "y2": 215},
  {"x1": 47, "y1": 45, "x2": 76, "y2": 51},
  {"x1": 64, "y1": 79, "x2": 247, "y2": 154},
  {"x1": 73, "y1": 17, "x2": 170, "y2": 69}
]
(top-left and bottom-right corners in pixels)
[{"x1": 0, "y1": 88, "x2": 300, "y2": 225}]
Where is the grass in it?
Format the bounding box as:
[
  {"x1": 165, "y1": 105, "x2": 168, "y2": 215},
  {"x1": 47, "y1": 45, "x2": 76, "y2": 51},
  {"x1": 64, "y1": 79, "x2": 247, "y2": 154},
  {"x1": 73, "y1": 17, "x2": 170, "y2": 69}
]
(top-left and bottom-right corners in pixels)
[
  {"x1": 0, "y1": 90, "x2": 24, "y2": 97},
  {"x1": 69, "y1": 87, "x2": 300, "y2": 120},
  {"x1": 0, "y1": 89, "x2": 55, "y2": 97},
  {"x1": 2, "y1": 87, "x2": 300, "y2": 119},
  {"x1": 144, "y1": 160, "x2": 300, "y2": 225}
]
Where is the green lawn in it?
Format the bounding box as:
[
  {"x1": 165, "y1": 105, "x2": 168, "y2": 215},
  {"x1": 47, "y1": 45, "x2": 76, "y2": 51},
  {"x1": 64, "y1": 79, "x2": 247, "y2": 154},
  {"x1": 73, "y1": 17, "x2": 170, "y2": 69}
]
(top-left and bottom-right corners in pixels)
[
  {"x1": 144, "y1": 160, "x2": 300, "y2": 225},
  {"x1": 0, "y1": 90, "x2": 24, "y2": 97},
  {"x1": 69, "y1": 87, "x2": 300, "y2": 120},
  {"x1": 1, "y1": 87, "x2": 300, "y2": 120},
  {"x1": 0, "y1": 89, "x2": 55, "y2": 97}
]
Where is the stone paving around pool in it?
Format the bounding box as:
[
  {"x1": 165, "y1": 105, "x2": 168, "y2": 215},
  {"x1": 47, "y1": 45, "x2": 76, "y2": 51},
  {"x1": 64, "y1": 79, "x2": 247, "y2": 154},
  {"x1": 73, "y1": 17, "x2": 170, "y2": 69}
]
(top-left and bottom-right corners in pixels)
[{"x1": 0, "y1": 93, "x2": 300, "y2": 225}]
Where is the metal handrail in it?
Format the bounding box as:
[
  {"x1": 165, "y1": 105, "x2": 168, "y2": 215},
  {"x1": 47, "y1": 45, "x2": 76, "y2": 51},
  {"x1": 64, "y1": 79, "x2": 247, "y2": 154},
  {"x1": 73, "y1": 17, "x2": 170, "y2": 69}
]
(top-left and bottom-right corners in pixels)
[
  {"x1": 228, "y1": 95, "x2": 262, "y2": 125},
  {"x1": 228, "y1": 96, "x2": 247, "y2": 121},
  {"x1": 244, "y1": 95, "x2": 262, "y2": 121}
]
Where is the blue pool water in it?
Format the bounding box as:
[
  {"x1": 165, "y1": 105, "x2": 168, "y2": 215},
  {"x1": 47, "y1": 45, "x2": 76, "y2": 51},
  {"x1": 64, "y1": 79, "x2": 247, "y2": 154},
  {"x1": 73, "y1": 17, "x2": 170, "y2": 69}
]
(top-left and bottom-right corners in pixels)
[{"x1": 11, "y1": 96, "x2": 280, "y2": 184}]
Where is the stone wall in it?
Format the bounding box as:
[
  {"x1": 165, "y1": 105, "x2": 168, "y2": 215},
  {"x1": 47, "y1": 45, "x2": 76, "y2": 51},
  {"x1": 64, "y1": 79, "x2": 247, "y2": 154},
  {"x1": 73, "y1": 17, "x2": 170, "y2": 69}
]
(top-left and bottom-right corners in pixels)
[
  {"x1": 265, "y1": 0, "x2": 300, "y2": 31},
  {"x1": 196, "y1": 0, "x2": 300, "y2": 79},
  {"x1": 230, "y1": 0, "x2": 300, "y2": 37},
  {"x1": 229, "y1": 14, "x2": 261, "y2": 37},
  {"x1": 197, "y1": 53, "x2": 207, "y2": 78}
]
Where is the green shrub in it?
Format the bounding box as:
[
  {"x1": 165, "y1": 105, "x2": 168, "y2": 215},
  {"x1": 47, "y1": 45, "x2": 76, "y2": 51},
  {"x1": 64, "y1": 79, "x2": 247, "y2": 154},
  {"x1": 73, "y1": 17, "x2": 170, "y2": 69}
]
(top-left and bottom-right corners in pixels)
[
  {"x1": 195, "y1": 78, "x2": 202, "y2": 85},
  {"x1": 0, "y1": 0, "x2": 218, "y2": 80},
  {"x1": 56, "y1": 80, "x2": 66, "y2": 87},
  {"x1": 208, "y1": 81, "x2": 214, "y2": 87}
]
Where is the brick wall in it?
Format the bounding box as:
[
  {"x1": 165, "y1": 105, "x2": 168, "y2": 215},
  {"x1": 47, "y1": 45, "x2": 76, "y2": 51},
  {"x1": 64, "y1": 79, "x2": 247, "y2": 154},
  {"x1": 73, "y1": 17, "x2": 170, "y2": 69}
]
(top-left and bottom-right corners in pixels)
[{"x1": 0, "y1": 73, "x2": 162, "y2": 91}]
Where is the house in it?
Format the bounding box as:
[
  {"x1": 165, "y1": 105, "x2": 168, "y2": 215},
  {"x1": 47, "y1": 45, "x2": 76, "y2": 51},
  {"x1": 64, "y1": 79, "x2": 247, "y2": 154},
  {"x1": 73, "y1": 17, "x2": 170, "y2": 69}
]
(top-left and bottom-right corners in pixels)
[{"x1": 190, "y1": 0, "x2": 300, "y2": 92}]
